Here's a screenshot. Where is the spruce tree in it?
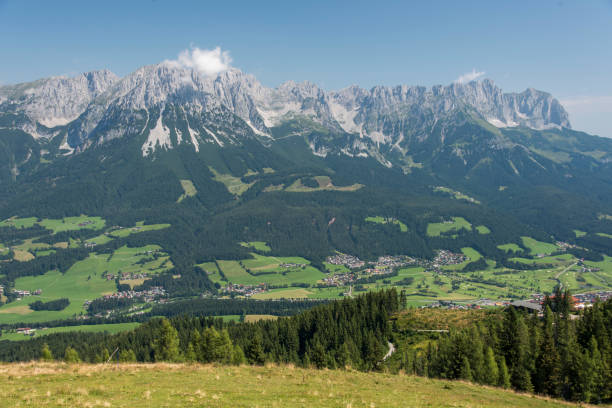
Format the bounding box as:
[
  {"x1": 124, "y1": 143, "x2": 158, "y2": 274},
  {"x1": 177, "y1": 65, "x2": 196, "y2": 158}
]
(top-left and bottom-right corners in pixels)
[
  {"x1": 64, "y1": 346, "x2": 81, "y2": 363},
  {"x1": 483, "y1": 347, "x2": 498, "y2": 386},
  {"x1": 152, "y1": 318, "x2": 181, "y2": 362},
  {"x1": 245, "y1": 333, "x2": 266, "y2": 365},
  {"x1": 40, "y1": 343, "x2": 53, "y2": 361},
  {"x1": 498, "y1": 357, "x2": 511, "y2": 389},
  {"x1": 460, "y1": 356, "x2": 472, "y2": 382}
]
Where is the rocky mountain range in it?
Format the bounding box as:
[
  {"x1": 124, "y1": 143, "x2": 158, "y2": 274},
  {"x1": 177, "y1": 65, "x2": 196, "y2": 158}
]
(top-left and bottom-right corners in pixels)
[{"x1": 0, "y1": 63, "x2": 571, "y2": 161}]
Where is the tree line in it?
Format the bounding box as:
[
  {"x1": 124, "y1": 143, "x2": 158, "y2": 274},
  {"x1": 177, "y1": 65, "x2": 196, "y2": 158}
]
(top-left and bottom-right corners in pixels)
[{"x1": 394, "y1": 289, "x2": 611, "y2": 403}]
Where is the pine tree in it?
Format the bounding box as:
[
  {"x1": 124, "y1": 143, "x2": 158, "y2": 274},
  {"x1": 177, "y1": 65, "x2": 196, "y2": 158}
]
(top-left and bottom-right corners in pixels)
[
  {"x1": 119, "y1": 349, "x2": 137, "y2": 362},
  {"x1": 483, "y1": 347, "x2": 499, "y2": 386},
  {"x1": 498, "y1": 357, "x2": 511, "y2": 389},
  {"x1": 40, "y1": 343, "x2": 53, "y2": 361},
  {"x1": 101, "y1": 348, "x2": 110, "y2": 363},
  {"x1": 64, "y1": 346, "x2": 81, "y2": 363},
  {"x1": 535, "y1": 306, "x2": 561, "y2": 396},
  {"x1": 231, "y1": 345, "x2": 246, "y2": 365},
  {"x1": 460, "y1": 356, "x2": 472, "y2": 382},
  {"x1": 152, "y1": 318, "x2": 180, "y2": 362},
  {"x1": 185, "y1": 342, "x2": 197, "y2": 362},
  {"x1": 245, "y1": 333, "x2": 266, "y2": 365}
]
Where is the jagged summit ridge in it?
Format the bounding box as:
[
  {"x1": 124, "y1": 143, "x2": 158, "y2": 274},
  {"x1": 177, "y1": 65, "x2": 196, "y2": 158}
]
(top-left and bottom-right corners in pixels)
[{"x1": 0, "y1": 64, "x2": 571, "y2": 156}]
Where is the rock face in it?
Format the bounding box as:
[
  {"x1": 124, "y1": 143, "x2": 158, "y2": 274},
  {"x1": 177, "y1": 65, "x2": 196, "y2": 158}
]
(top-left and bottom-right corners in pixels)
[
  {"x1": 0, "y1": 70, "x2": 119, "y2": 131},
  {"x1": 0, "y1": 64, "x2": 571, "y2": 157}
]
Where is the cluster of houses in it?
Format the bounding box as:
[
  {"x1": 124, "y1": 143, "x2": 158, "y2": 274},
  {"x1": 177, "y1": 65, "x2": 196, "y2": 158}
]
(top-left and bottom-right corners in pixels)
[
  {"x1": 370, "y1": 255, "x2": 415, "y2": 269},
  {"x1": 15, "y1": 327, "x2": 37, "y2": 336},
  {"x1": 84, "y1": 286, "x2": 166, "y2": 306},
  {"x1": 414, "y1": 250, "x2": 468, "y2": 273},
  {"x1": 279, "y1": 263, "x2": 306, "y2": 268},
  {"x1": 322, "y1": 273, "x2": 356, "y2": 287},
  {"x1": 222, "y1": 283, "x2": 267, "y2": 297},
  {"x1": 556, "y1": 241, "x2": 578, "y2": 251},
  {"x1": 326, "y1": 254, "x2": 365, "y2": 269},
  {"x1": 12, "y1": 288, "x2": 42, "y2": 299},
  {"x1": 103, "y1": 272, "x2": 149, "y2": 281}
]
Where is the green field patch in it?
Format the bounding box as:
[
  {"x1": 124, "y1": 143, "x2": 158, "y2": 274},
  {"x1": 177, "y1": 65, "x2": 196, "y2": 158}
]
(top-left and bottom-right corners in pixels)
[
  {"x1": 0, "y1": 322, "x2": 140, "y2": 342},
  {"x1": 33, "y1": 249, "x2": 56, "y2": 257},
  {"x1": 497, "y1": 243, "x2": 522, "y2": 253},
  {"x1": 197, "y1": 262, "x2": 225, "y2": 284},
  {"x1": 0, "y1": 216, "x2": 105, "y2": 233},
  {"x1": 38, "y1": 216, "x2": 105, "y2": 233},
  {"x1": 433, "y1": 186, "x2": 480, "y2": 204},
  {"x1": 85, "y1": 234, "x2": 113, "y2": 246},
  {"x1": 109, "y1": 223, "x2": 170, "y2": 238},
  {"x1": 365, "y1": 216, "x2": 408, "y2": 232},
  {"x1": 520, "y1": 236, "x2": 558, "y2": 255},
  {"x1": 442, "y1": 248, "x2": 482, "y2": 271},
  {"x1": 573, "y1": 229, "x2": 587, "y2": 237},
  {"x1": 209, "y1": 166, "x2": 254, "y2": 196},
  {"x1": 324, "y1": 262, "x2": 350, "y2": 275},
  {"x1": 252, "y1": 288, "x2": 313, "y2": 299},
  {"x1": 0, "y1": 217, "x2": 38, "y2": 229},
  {"x1": 285, "y1": 176, "x2": 363, "y2": 192},
  {"x1": 240, "y1": 241, "x2": 271, "y2": 252},
  {"x1": 426, "y1": 217, "x2": 472, "y2": 237},
  {"x1": 177, "y1": 179, "x2": 197, "y2": 203},
  {"x1": 218, "y1": 255, "x2": 324, "y2": 286},
  {"x1": 475, "y1": 225, "x2": 490, "y2": 234}
]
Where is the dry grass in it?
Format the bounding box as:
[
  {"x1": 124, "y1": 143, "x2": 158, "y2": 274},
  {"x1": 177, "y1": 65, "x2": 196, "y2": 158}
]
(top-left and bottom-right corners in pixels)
[
  {"x1": 13, "y1": 249, "x2": 35, "y2": 262},
  {"x1": 244, "y1": 314, "x2": 278, "y2": 323},
  {"x1": 0, "y1": 305, "x2": 33, "y2": 315},
  {"x1": 0, "y1": 362, "x2": 592, "y2": 408}
]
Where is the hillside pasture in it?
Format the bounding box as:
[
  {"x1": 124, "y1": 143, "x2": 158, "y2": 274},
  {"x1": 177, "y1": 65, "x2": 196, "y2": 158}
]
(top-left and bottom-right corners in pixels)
[
  {"x1": 239, "y1": 241, "x2": 271, "y2": 252},
  {"x1": 0, "y1": 323, "x2": 140, "y2": 342},
  {"x1": 520, "y1": 236, "x2": 558, "y2": 255},
  {"x1": 177, "y1": 179, "x2": 197, "y2": 202},
  {"x1": 365, "y1": 216, "x2": 408, "y2": 232},
  {"x1": 426, "y1": 217, "x2": 472, "y2": 237},
  {"x1": 0, "y1": 363, "x2": 577, "y2": 408},
  {"x1": 285, "y1": 176, "x2": 363, "y2": 192},
  {"x1": 109, "y1": 223, "x2": 170, "y2": 238}
]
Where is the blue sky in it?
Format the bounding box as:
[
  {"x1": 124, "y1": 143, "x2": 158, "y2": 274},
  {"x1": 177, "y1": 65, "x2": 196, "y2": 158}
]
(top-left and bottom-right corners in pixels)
[{"x1": 1, "y1": 0, "x2": 611, "y2": 137}]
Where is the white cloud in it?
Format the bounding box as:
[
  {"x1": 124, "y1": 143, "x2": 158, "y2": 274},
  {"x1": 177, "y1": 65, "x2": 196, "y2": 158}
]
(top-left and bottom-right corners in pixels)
[
  {"x1": 170, "y1": 46, "x2": 232, "y2": 77},
  {"x1": 455, "y1": 69, "x2": 485, "y2": 84}
]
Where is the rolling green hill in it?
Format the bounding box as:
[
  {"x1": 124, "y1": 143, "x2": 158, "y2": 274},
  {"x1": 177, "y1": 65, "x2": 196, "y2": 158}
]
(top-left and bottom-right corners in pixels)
[{"x1": 0, "y1": 363, "x2": 586, "y2": 408}]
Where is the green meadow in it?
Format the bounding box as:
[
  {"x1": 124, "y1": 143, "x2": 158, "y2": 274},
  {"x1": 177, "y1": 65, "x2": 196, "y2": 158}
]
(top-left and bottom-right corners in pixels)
[
  {"x1": 365, "y1": 216, "x2": 408, "y2": 232},
  {"x1": 426, "y1": 217, "x2": 472, "y2": 237},
  {"x1": 0, "y1": 322, "x2": 140, "y2": 342}
]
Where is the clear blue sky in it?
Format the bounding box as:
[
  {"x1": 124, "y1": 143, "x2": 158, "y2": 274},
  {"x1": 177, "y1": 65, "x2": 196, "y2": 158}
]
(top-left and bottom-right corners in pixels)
[{"x1": 1, "y1": 0, "x2": 611, "y2": 137}]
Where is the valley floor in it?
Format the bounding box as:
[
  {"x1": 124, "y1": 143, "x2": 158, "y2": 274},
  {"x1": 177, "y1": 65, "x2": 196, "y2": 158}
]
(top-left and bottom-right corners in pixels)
[{"x1": 0, "y1": 362, "x2": 595, "y2": 407}]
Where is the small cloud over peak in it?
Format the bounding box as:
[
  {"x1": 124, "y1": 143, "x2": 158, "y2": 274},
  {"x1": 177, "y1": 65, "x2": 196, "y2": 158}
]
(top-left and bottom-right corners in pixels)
[
  {"x1": 169, "y1": 46, "x2": 233, "y2": 77},
  {"x1": 455, "y1": 69, "x2": 485, "y2": 84}
]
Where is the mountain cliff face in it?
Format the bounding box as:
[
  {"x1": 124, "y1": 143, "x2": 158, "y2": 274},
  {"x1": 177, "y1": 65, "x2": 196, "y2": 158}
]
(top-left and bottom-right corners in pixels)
[{"x1": 0, "y1": 64, "x2": 571, "y2": 159}]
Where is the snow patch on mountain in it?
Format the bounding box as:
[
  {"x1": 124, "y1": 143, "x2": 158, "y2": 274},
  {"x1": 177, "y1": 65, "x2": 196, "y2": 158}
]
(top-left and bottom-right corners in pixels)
[{"x1": 142, "y1": 115, "x2": 172, "y2": 156}]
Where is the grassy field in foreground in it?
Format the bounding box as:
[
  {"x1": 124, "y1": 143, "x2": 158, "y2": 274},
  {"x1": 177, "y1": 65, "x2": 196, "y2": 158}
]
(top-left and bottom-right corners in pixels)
[{"x1": 0, "y1": 363, "x2": 586, "y2": 408}]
